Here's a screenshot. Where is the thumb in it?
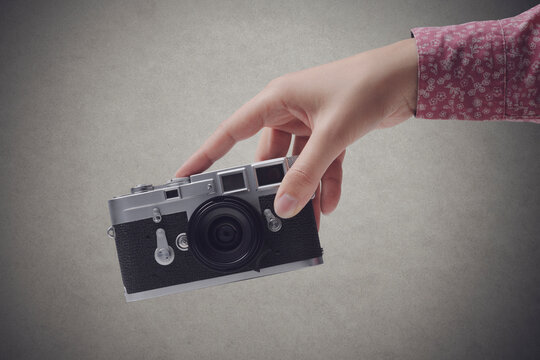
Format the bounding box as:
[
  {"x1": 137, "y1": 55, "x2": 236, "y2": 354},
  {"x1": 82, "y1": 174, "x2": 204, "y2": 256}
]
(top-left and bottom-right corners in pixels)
[{"x1": 274, "y1": 130, "x2": 343, "y2": 218}]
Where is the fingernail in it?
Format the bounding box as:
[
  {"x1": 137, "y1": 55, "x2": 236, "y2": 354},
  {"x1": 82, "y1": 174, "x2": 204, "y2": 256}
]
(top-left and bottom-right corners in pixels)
[{"x1": 275, "y1": 193, "x2": 298, "y2": 218}]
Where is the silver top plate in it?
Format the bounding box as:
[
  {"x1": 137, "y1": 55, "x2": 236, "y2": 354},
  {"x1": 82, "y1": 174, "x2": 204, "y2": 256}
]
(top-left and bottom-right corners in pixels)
[{"x1": 108, "y1": 156, "x2": 297, "y2": 225}]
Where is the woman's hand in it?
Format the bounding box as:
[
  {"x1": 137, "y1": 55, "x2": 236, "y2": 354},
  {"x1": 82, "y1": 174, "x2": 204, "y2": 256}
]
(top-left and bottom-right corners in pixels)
[{"x1": 176, "y1": 38, "x2": 418, "y2": 228}]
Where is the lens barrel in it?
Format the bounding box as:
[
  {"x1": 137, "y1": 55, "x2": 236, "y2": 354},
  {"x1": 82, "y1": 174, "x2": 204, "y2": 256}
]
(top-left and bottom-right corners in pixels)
[{"x1": 188, "y1": 197, "x2": 262, "y2": 271}]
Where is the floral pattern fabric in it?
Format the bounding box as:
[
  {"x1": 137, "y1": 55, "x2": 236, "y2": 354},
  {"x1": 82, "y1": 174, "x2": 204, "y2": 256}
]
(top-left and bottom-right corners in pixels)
[{"x1": 412, "y1": 5, "x2": 540, "y2": 122}]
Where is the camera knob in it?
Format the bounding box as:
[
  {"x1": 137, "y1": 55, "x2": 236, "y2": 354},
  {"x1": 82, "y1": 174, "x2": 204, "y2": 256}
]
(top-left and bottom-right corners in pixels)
[
  {"x1": 156, "y1": 247, "x2": 174, "y2": 263},
  {"x1": 154, "y1": 228, "x2": 175, "y2": 266},
  {"x1": 176, "y1": 233, "x2": 189, "y2": 251},
  {"x1": 131, "y1": 184, "x2": 154, "y2": 194}
]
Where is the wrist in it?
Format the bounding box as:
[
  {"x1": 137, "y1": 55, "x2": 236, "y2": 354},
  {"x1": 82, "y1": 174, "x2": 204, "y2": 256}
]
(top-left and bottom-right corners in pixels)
[
  {"x1": 389, "y1": 38, "x2": 418, "y2": 115},
  {"x1": 364, "y1": 38, "x2": 418, "y2": 128}
]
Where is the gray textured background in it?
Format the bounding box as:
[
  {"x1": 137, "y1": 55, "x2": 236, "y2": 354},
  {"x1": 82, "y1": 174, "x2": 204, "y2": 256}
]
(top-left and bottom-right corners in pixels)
[{"x1": 1, "y1": 0, "x2": 539, "y2": 359}]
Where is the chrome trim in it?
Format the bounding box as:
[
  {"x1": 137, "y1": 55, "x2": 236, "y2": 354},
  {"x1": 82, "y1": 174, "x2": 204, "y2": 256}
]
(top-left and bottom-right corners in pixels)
[{"x1": 124, "y1": 256, "x2": 323, "y2": 302}]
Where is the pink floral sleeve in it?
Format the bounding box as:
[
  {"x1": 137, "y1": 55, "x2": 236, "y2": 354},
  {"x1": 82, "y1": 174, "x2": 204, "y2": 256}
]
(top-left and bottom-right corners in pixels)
[{"x1": 411, "y1": 5, "x2": 540, "y2": 123}]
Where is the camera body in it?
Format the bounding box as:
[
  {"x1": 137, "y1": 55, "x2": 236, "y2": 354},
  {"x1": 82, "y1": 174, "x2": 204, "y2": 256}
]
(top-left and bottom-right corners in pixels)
[{"x1": 108, "y1": 157, "x2": 323, "y2": 301}]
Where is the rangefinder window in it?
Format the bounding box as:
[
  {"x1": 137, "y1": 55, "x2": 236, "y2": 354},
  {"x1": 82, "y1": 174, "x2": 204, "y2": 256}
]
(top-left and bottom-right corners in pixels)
[
  {"x1": 256, "y1": 164, "x2": 284, "y2": 186},
  {"x1": 221, "y1": 172, "x2": 246, "y2": 192}
]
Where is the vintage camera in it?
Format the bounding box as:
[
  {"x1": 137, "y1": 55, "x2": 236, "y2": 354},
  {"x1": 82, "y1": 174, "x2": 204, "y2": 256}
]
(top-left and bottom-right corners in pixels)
[{"x1": 107, "y1": 157, "x2": 323, "y2": 301}]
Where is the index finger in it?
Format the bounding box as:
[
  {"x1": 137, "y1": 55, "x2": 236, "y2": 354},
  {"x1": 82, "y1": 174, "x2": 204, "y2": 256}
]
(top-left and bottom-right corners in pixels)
[{"x1": 175, "y1": 90, "x2": 278, "y2": 177}]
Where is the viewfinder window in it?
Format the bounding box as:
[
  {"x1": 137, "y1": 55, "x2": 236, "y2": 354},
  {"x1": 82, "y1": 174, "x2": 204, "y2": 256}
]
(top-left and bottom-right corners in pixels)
[
  {"x1": 165, "y1": 189, "x2": 179, "y2": 199},
  {"x1": 256, "y1": 164, "x2": 284, "y2": 186},
  {"x1": 221, "y1": 172, "x2": 245, "y2": 192}
]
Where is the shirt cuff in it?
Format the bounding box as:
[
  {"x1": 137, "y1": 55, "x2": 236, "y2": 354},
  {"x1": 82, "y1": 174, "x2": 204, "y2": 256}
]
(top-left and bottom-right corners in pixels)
[{"x1": 411, "y1": 20, "x2": 506, "y2": 120}]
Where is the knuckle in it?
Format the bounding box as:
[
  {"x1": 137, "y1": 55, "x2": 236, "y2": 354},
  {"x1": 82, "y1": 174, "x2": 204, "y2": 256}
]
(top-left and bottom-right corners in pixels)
[
  {"x1": 266, "y1": 75, "x2": 288, "y2": 90},
  {"x1": 286, "y1": 166, "x2": 318, "y2": 189},
  {"x1": 264, "y1": 75, "x2": 293, "y2": 99}
]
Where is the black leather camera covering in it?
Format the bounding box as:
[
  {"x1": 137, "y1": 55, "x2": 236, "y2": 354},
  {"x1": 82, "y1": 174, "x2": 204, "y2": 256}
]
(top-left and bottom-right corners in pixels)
[{"x1": 113, "y1": 194, "x2": 322, "y2": 294}]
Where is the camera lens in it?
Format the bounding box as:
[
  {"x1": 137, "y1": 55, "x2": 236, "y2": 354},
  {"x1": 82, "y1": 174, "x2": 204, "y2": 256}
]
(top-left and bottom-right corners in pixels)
[
  {"x1": 210, "y1": 217, "x2": 242, "y2": 251},
  {"x1": 188, "y1": 197, "x2": 262, "y2": 272}
]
